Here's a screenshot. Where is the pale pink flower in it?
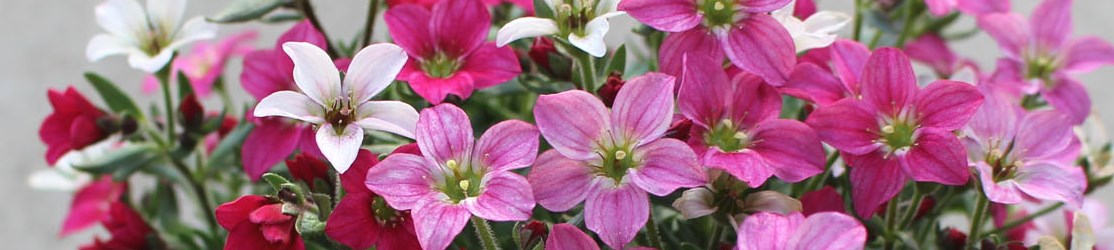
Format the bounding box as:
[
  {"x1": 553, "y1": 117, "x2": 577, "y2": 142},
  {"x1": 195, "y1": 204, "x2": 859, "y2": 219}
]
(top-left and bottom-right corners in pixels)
[
  {"x1": 141, "y1": 31, "x2": 257, "y2": 98},
  {"x1": 86, "y1": 0, "x2": 217, "y2": 73},
  {"x1": 1025, "y1": 199, "x2": 1114, "y2": 250},
  {"x1": 736, "y1": 211, "x2": 867, "y2": 250}
]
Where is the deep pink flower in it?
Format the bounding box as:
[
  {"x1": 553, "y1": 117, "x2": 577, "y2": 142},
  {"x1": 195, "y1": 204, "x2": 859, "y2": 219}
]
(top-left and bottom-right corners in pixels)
[
  {"x1": 216, "y1": 195, "x2": 305, "y2": 250},
  {"x1": 60, "y1": 176, "x2": 126, "y2": 237},
  {"x1": 142, "y1": 31, "x2": 257, "y2": 98},
  {"x1": 41, "y1": 87, "x2": 111, "y2": 165},
  {"x1": 241, "y1": 21, "x2": 327, "y2": 101},
  {"x1": 547, "y1": 223, "x2": 600, "y2": 250},
  {"x1": 285, "y1": 152, "x2": 330, "y2": 189},
  {"x1": 389, "y1": 0, "x2": 532, "y2": 12},
  {"x1": 964, "y1": 90, "x2": 1085, "y2": 207},
  {"x1": 365, "y1": 104, "x2": 539, "y2": 250},
  {"x1": 326, "y1": 149, "x2": 420, "y2": 250},
  {"x1": 924, "y1": 0, "x2": 1009, "y2": 17},
  {"x1": 904, "y1": 33, "x2": 980, "y2": 79},
  {"x1": 979, "y1": 0, "x2": 1114, "y2": 124},
  {"x1": 679, "y1": 55, "x2": 825, "y2": 187},
  {"x1": 79, "y1": 202, "x2": 162, "y2": 250},
  {"x1": 736, "y1": 212, "x2": 867, "y2": 250},
  {"x1": 799, "y1": 186, "x2": 846, "y2": 216},
  {"x1": 529, "y1": 73, "x2": 705, "y2": 249},
  {"x1": 805, "y1": 48, "x2": 983, "y2": 218},
  {"x1": 782, "y1": 39, "x2": 871, "y2": 106},
  {"x1": 386, "y1": 0, "x2": 521, "y2": 104},
  {"x1": 620, "y1": 0, "x2": 797, "y2": 86}
]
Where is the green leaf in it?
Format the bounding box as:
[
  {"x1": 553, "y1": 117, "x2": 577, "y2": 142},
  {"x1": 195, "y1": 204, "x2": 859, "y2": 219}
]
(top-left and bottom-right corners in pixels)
[
  {"x1": 533, "y1": 0, "x2": 554, "y2": 19},
  {"x1": 208, "y1": 122, "x2": 253, "y2": 171},
  {"x1": 84, "y1": 72, "x2": 144, "y2": 120},
  {"x1": 73, "y1": 143, "x2": 162, "y2": 179},
  {"x1": 262, "y1": 173, "x2": 292, "y2": 192},
  {"x1": 603, "y1": 45, "x2": 627, "y2": 76},
  {"x1": 207, "y1": 0, "x2": 288, "y2": 23},
  {"x1": 261, "y1": 11, "x2": 304, "y2": 23},
  {"x1": 177, "y1": 73, "x2": 194, "y2": 99}
]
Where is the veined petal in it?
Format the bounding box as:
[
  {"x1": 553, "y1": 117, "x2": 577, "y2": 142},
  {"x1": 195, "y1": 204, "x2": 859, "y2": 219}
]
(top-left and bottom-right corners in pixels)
[
  {"x1": 412, "y1": 201, "x2": 471, "y2": 250},
  {"x1": 705, "y1": 150, "x2": 776, "y2": 188},
  {"x1": 431, "y1": 0, "x2": 490, "y2": 56},
  {"x1": 568, "y1": 17, "x2": 611, "y2": 57},
  {"x1": 416, "y1": 104, "x2": 475, "y2": 164},
  {"x1": 900, "y1": 128, "x2": 970, "y2": 185},
  {"x1": 628, "y1": 139, "x2": 705, "y2": 196},
  {"x1": 406, "y1": 71, "x2": 476, "y2": 104},
  {"x1": 355, "y1": 100, "x2": 420, "y2": 139},
  {"x1": 1042, "y1": 76, "x2": 1091, "y2": 124},
  {"x1": 914, "y1": 80, "x2": 984, "y2": 130},
  {"x1": 798, "y1": 11, "x2": 851, "y2": 51},
  {"x1": 473, "y1": 120, "x2": 539, "y2": 172},
  {"x1": 749, "y1": 120, "x2": 826, "y2": 183},
  {"x1": 720, "y1": 14, "x2": 796, "y2": 86},
  {"x1": 1015, "y1": 110, "x2": 1075, "y2": 160},
  {"x1": 324, "y1": 192, "x2": 385, "y2": 250},
  {"x1": 1029, "y1": 0, "x2": 1072, "y2": 50},
  {"x1": 659, "y1": 28, "x2": 724, "y2": 79},
  {"x1": 1061, "y1": 37, "x2": 1114, "y2": 73},
  {"x1": 860, "y1": 48, "x2": 917, "y2": 114},
  {"x1": 846, "y1": 153, "x2": 906, "y2": 218},
  {"x1": 738, "y1": 0, "x2": 795, "y2": 13},
  {"x1": 87, "y1": 34, "x2": 137, "y2": 62},
  {"x1": 534, "y1": 90, "x2": 610, "y2": 160},
  {"x1": 737, "y1": 212, "x2": 803, "y2": 250},
  {"x1": 611, "y1": 73, "x2": 675, "y2": 146},
  {"x1": 1015, "y1": 162, "x2": 1085, "y2": 208},
  {"x1": 547, "y1": 224, "x2": 602, "y2": 250},
  {"x1": 365, "y1": 154, "x2": 437, "y2": 210},
  {"x1": 617, "y1": 0, "x2": 700, "y2": 32},
  {"x1": 975, "y1": 162, "x2": 1025, "y2": 204},
  {"x1": 241, "y1": 121, "x2": 303, "y2": 181},
  {"x1": 783, "y1": 63, "x2": 847, "y2": 105},
  {"x1": 905, "y1": 34, "x2": 959, "y2": 76},
  {"x1": 316, "y1": 123, "x2": 365, "y2": 173},
  {"x1": 465, "y1": 171, "x2": 535, "y2": 221},
  {"x1": 253, "y1": 91, "x2": 326, "y2": 124},
  {"x1": 785, "y1": 212, "x2": 868, "y2": 250},
  {"x1": 805, "y1": 99, "x2": 881, "y2": 155},
  {"x1": 673, "y1": 188, "x2": 717, "y2": 219},
  {"x1": 384, "y1": 5, "x2": 434, "y2": 58},
  {"x1": 728, "y1": 73, "x2": 783, "y2": 127},
  {"x1": 459, "y1": 44, "x2": 522, "y2": 88},
  {"x1": 346, "y1": 43, "x2": 408, "y2": 103},
  {"x1": 284, "y1": 42, "x2": 342, "y2": 106},
  {"x1": 528, "y1": 150, "x2": 594, "y2": 211},
  {"x1": 94, "y1": 0, "x2": 146, "y2": 40},
  {"x1": 830, "y1": 39, "x2": 871, "y2": 90},
  {"x1": 585, "y1": 181, "x2": 649, "y2": 250},
  {"x1": 977, "y1": 13, "x2": 1030, "y2": 59},
  {"x1": 496, "y1": 17, "x2": 559, "y2": 47},
  {"x1": 678, "y1": 54, "x2": 730, "y2": 128}
]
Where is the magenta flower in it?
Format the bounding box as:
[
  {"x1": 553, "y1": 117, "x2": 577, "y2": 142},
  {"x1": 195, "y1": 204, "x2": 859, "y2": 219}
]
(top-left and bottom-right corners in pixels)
[
  {"x1": 978, "y1": 0, "x2": 1114, "y2": 124},
  {"x1": 904, "y1": 33, "x2": 980, "y2": 80},
  {"x1": 386, "y1": 0, "x2": 521, "y2": 104},
  {"x1": 547, "y1": 223, "x2": 600, "y2": 250},
  {"x1": 142, "y1": 31, "x2": 257, "y2": 98},
  {"x1": 529, "y1": 73, "x2": 705, "y2": 249},
  {"x1": 60, "y1": 176, "x2": 126, "y2": 237},
  {"x1": 619, "y1": 0, "x2": 796, "y2": 85},
  {"x1": 964, "y1": 91, "x2": 1084, "y2": 207},
  {"x1": 805, "y1": 48, "x2": 983, "y2": 218},
  {"x1": 365, "y1": 104, "x2": 539, "y2": 250},
  {"x1": 678, "y1": 55, "x2": 825, "y2": 187},
  {"x1": 924, "y1": 0, "x2": 1008, "y2": 17},
  {"x1": 782, "y1": 39, "x2": 871, "y2": 106},
  {"x1": 736, "y1": 211, "x2": 867, "y2": 250},
  {"x1": 325, "y1": 149, "x2": 420, "y2": 250}
]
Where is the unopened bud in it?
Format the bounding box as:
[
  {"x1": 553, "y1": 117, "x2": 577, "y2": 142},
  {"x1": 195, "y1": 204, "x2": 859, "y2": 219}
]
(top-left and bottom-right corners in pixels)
[
  {"x1": 178, "y1": 94, "x2": 204, "y2": 131},
  {"x1": 597, "y1": 72, "x2": 625, "y2": 107},
  {"x1": 516, "y1": 220, "x2": 548, "y2": 250}
]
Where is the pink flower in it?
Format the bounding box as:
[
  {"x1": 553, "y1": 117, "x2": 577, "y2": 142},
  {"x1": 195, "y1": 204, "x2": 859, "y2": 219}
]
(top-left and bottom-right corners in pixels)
[
  {"x1": 365, "y1": 104, "x2": 539, "y2": 250},
  {"x1": 782, "y1": 39, "x2": 871, "y2": 106},
  {"x1": 805, "y1": 48, "x2": 983, "y2": 218},
  {"x1": 547, "y1": 223, "x2": 600, "y2": 250},
  {"x1": 799, "y1": 186, "x2": 846, "y2": 216},
  {"x1": 736, "y1": 211, "x2": 867, "y2": 250},
  {"x1": 253, "y1": 42, "x2": 418, "y2": 173},
  {"x1": 678, "y1": 55, "x2": 825, "y2": 187},
  {"x1": 979, "y1": 0, "x2": 1114, "y2": 124},
  {"x1": 216, "y1": 195, "x2": 305, "y2": 250},
  {"x1": 60, "y1": 176, "x2": 126, "y2": 237},
  {"x1": 529, "y1": 73, "x2": 705, "y2": 249},
  {"x1": 80, "y1": 202, "x2": 162, "y2": 250},
  {"x1": 326, "y1": 149, "x2": 420, "y2": 250},
  {"x1": 619, "y1": 0, "x2": 797, "y2": 85},
  {"x1": 904, "y1": 33, "x2": 980, "y2": 79},
  {"x1": 40, "y1": 87, "x2": 112, "y2": 165},
  {"x1": 389, "y1": 0, "x2": 533, "y2": 12},
  {"x1": 141, "y1": 31, "x2": 257, "y2": 98},
  {"x1": 386, "y1": 0, "x2": 521, "y2": 104},
  {"x1": 1025, "y1": 199, "x2": 1114, "y2": 249},
  {"x1": 964, "y1": 90, "x2": 1085, "y2": 207},
  {"x1": 923, "y1": 0, "x2": 1009, "y2": 17}
]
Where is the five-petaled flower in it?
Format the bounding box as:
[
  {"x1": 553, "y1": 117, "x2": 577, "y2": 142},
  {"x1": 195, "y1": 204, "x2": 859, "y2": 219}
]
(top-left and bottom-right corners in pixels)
[
  {"x1": 497, "y1": 0, "x2": 625, "y2": 57},
  {"x1": 86, "y1": 0, "x2": 217, "y2": 73},
  {"x1": 736, "y1": 211, "x2": 867, "y2": 250},
  {"x1": 326, "y1": 149, "x2": 421, "y2": 250}
]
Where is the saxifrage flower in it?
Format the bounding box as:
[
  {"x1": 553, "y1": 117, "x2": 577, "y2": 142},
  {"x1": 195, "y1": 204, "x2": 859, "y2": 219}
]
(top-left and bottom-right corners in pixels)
[
  {"x1": 86, "y1": 0, "x2": 217, "y2": 73},
  {"x1": 497, "y1": 0, "x2": 625, "y2": 57},
  {"x1": 736, "y1": 211, "x2": 867, "y2": 250}
]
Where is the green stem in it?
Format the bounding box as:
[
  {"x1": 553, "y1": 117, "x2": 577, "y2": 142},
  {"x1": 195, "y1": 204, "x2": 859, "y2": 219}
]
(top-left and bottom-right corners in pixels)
[
  {"x1": 883, "y1": 199, "x2": 900, "y2": 250},
  {"x1": 157, "y1": 68, "x2": 176, "y2": 145},
  {"x1": 168, "y1": 153, "x2": 218, "y2": 233},
  {"x1": 645, "y1": 209, "x2": 663, "y2": 250},
  {"x1": 982, "y1": 203, "x2": 1064, "y2": 237},
  {"x1": 968, "y1": 191, "x2": 991, "y2": 247},
  {"x1": 707, "y1": 222, "x2": 725, "y2": 250},
  {"x1": 362, "y1": 0, "x2": 381, "y2": 47},
  {"x1": 472, "y1": 216, "x2": 500, "y2": 250},
  {"x1": 894, "y1": 0, "x2": 921, "y2": 47},
  {"x1": 899, "y1": 185, "x2": 924, "y2": 228},
  {"x1": 800, "y1": 153, "x2": 838, "y2": 195},
  {"x1": 852, "y1": 0, "x2": 864, "y2": 41}
]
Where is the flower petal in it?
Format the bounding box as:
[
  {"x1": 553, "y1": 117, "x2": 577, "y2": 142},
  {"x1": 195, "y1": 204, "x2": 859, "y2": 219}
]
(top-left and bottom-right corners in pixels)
[
  {"x1": 528, "y1": 150, "x2": 595, "y2": 211},
  {"x1": 798, "y1": 11, "x2": 851, "y2": 51},
  {"x1": 1061, "y1": 37, "x2": 1114, "y2": 73},
  {"x1": 568, "y1": 17, "x2": 611, "y2": 57},
  {"x1": 617, "y1": 0, "x2": 701, "y2": 32},
  {"x1": 60, "y1": 177, "x2": 125, "y2": 236},
  {"x1": 412, "y1": 201, "x2": 471, "y2": 250},
  {"x1": 496, "y1": 17, "x2": 559, "y2": 47},
  {"x1": 241, "y1": 120, "x2": 303, "y2": 181},
  {"x1": 356, "y1": 100, "x2": 420, "y2": 139},
  {"x1": 1042, "y1": 76, "x2": 1091, "y2": 124},
  {"x1": 738, "y1": 0, "x2": 794, "y2": 13},
  {"x1": 416, "y1": 104, "x2": 475, "y2": 164},
  {"x1": 977, "y1": 13, "x2": 1030, "y2": 59},
  {"x1": 829, "y1": 39, "x2": 870, "y2": 90},
  {"x1": 975, "y1": 162, "x2": 1025, "y2": 204},
  {"x1": 86, "y1": 34, "x2": 136, "y2": 62},
  {"x1": 749, "y1": 120, "x2": 826, "y2": 183},
  {"x1": 253, "y1": 91, "x2": 326, "y2": 124},
  {"x1": 534, "y1": 90, "x2": 610, "y2": 160},
  {"x1": 346, "y1": 43, "x2": 409, "y2": 103},
  {"x1": 914, "y1": 80, "x2": 984, "y2": 130},
  {"x1": 846, "y1": 153, "x2": 907, "y2": 218},
  {"x1": 720, "y1": 14, "x2": 796, "y2": 86},
  {"x1": 325, "y1": 192, "x2": 384, "y2": 250},
  {"x1": 406, "y1": 70, "x2": 476, "y2": 104},
  {"x1": 737, "y1": 212, "x2": 803, "y2": 250},
  {"x1": 860, "y1": 48, "x2": 917, "y2": 114},
  {"x1": 547, "y1": 223, "x2": 602, "y2": 250},
  {"x1": 283, "y1": 42, "x2": 341, "y2": 106},
  {"x1": 704, "y1": 150, "x2": 776, "y2": 188},
  {"x1": 473, "y1": 120, "x2": 539, "y2": 172},
  {"x1": 365, "y1": 153, "x2": 437, "y2": 210},
  {"x1": 806, "y1": 99, "x2": 881, "y2": 155},
  {"x1": 904, "y1": 33, "x2": 958, "y2": 76},
  {"x1": 672, "y1": 188, "x2": 717, "y2": 219},
  {"x1": 800, "y1": 186, "x2": 846, "y2": 216},
  {"x1": 1014, "y1": 110, "x2": 1075, "y2": 160},
  {"x1": 957, "y1": 0, "x2": 1010, "y2": 15},
  {"x1": 744, "y1": 191, "x2": 803, "y2": 215},
  {"x1": 215, "y1": 195, "x2": 270, "y2": 230},
  {"x1": 459, "y1": 43, "x2": 522, "y2": 88},
  {"x1": 1015, "y1": 162, "x2": 1086, "y2": 208},
  {"x1": 94, "y1": 0, "x2": 146, "y2": 39},
  {"x1": 316, "y1": 123, "x2": 365, "y2": 173},
  {"x1": 1029, "y1": 0, "x2": 1072, "y2": 50},
  {"x1": 728, "y1": 73, "x2": 783, "y2": 127},
  {"x1": 900, "y1": 128, "x2": 970, "y2": 185},
  {"x1": 783, "y1": 63, "x2": 847, "y2": 106},
  {"x1": 659, "y1": 28, "x2": 724, "y2": 79},
  {"x1": 785, "y1": 212, "x2": 868, "y2": 250},
  {"x1": 465, "y1": 171, "x2": 535, "y2": 221},
  {"x1": 611, "y1": 73, "x2": 675, "y2": 146},
  {"x1": 431, "y1": 0, "x2": 490, "y2": 56},
  {"x1": 628, "y1": 139, "x2": 705, "y2": 196},
  {"x1": 384, "y1": 4, "x2": 434, "y2": 58},
  {"x1": 585, "y1": 181, "x2": 649, "y2": 250},
  {"x1": 678, "y1": 54, "x2": 730, "y2": 128}
]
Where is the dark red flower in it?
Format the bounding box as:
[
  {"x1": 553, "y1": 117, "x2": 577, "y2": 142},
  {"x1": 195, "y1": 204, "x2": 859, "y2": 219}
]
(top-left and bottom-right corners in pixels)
[
  {"x1": 216, "y1": 196, "x2": 304, "y2": 250},
  {"x1": 597, "y1": 72, "x2": 625, "y2": 107},
  {"x1": 285, "y1": 153, "x2": 330, "y2": 190},
  {"x1": 325, "y1": 150, "x2": 420, "y2": 250},
  {"x1": 664, "y1": 116, "x2": 693, "y2": 142},
  {"x1": 529, "y1": 37, "x2": 557, "y2": 70},
  {"x1": 939, "y1": 227, "x2": 967, "y2": 249},
  {"x1": 517, "y1": 220, "x2": 549, "y2": 250},
  {"x1": 80, "y1": 202, "x2": 164, "y2": 250},
  {"x1": 800, "y1": 186, "x2": 847, "y2": 216},
  {"x1": 40, "y1": 86, "x2": 110, "y2": 165},
  {"x1": 61, "y1": 176, "x2": 126, "y2": 237},
  {"x1": 178, "y1": 94, "x2": 204, "y2": 131}
]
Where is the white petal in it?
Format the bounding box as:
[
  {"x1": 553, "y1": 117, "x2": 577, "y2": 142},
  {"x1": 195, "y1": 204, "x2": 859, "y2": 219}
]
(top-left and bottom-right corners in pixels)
[
  {"x1": 345, "y1": 43, "x2": 408, "y2": 103},
  {"x1": 1071, "y1": 212, "x2": 1096, "y2": 250},
  {"x1": 95, "y1": 0, "x2": 147, "y2": 40},
  {"x1": 316, "y1": 123, "x2": 365, "y2": 173},
  {"x1": 146, "y1": 0, "x2": 185, "y2": 35},
  {"x1": 356, "y1": 101, "x2": 419, "y2": 139},
  {"x1": 567, "y1": 17, "x2": 610, "y2": 57},
  {"x1": 794, "y1": 33, "x2": 837, "y2": 52},
  {"x1": 671, "y1": 188, "x2": 717, "y2": 219},
  {"x1": 496, "y1": 17, "x2": 559, "y2": 47},
  {"x1": 804, "y1": 11, "x2": 852, "y2": 37},
  {"x1": 254, "y1": 91, "x2": 326, "y2": 124},
  {"x1": 284, "y1": 42, "x2": 342, "y2": 106},
  {"x1": 28, "y1": 169, "x2": 89, "y2": 192},
  {"x1": 594, "y1": 0, "x2": 622, "y2": 16},
  {"x1": 87, "y1": 34, "x2": 137, "y2": 62},
  {"x1": 165, "y1": 17, "x2": 217, "y2": 52},
  {"x1": 127, "y1": 47, "x2": 175, "y2": 73}
]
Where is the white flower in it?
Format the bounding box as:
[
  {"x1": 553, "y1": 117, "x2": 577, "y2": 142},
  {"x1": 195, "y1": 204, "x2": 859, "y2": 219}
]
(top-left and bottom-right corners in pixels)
[
  {"x1": 496, "y1": 0, "x2": 625, "y2": 57},
  {"x1": 28, "y1": 138, "x2": 123, "y2": 192},
  {"x1": 771, "y1": 0, "x2": 851, "y2": 53},
  {"x1": 254, "y1": 42, "x2": 418, "y2": 173},
  {"x1": 87, "y1": 0, "x2": 217, "y2": 73},
  {"x1": 1078, "y1": 113, "x2": 1114, "y2": 178}
]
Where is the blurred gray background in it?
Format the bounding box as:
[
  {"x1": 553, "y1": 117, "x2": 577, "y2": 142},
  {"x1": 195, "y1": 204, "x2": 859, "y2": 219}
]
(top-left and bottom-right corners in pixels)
[{"x1": 2, "y1": 0, "x2": 1112, "y2": 248}]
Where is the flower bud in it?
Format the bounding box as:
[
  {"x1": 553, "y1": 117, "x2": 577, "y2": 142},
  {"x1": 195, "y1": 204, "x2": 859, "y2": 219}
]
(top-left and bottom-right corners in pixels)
[
  {"x1": 597, "y1": 72, "x2": 625, "y2": 107},
  {"x1": 743, "y1": 191, "x2": 802, "y2": 215},
  {"x1": 937, "y1": 227, "x2": 967, "y2": 249},
  {"x1": 665, "y1": 117, "x2": 694, "y2": 142},
  {"x1": 672, "y1": 188, "x2": 717, "y2": 219},
  {"x1": 516, "y1": 220, "x2": 548, "y2": 250},
  {"x1": 178, "y1": 94, "x2": 204, "y2": 132},
  {"x1": 529, "y1": 37, "x2": 556, "y2": 70}
]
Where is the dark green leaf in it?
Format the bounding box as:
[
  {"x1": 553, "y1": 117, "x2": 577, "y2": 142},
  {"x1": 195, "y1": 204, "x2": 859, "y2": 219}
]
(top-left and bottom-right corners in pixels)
[
  {"x1": 207, "y1": 122, "x2": 253, "y2": 171},
  {"x1": 177, "y1": 73, "x2": 194, "y2": 99},
  {"x1": 262, "y1": 173, "x2": 292, "y2": 192},
  {"x1": 73, "y1": 143, "x2": 161, "y2": 179},
  {"x1": 603, "y1": 45, "x2": 627, "y2": 76},
  {"x1": 533, "y1": 0, "x2": 554, "y2": 19},
  {"x1": 84, "y1": 72, "x2": 144, "y2": 120},
  {"x1": 208, "y1": 0, "x2": 288, "y2": 23}
]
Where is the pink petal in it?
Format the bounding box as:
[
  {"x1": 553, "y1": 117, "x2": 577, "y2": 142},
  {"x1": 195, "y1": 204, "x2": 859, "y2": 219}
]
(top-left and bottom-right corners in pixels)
[
  {"x1": 704, "y1": 150, "x2": 776, "y2": 188},
  {"x1": 975, "y1": 162, "x2": 1025, "y2": 204},
  {"x1": 1015, "y1": 162, "x2": 1086, "y2": 208},
  {"x1": 416, "y1": 104, "x2": 475, "y2": 164},
  {"x1": 345, "y1": 43, "x2": 409, "y2": 103},
  {"x1": 365, "y1": 153, "x2": 437, "y2": 211},
  {"x1": 1015, "y1": 110, "x2": 1075, "y2": 160},
  {"x1": 278, "y1": 20, "x2": 328, "y2": 50},
  {"x1": 785, "y1": 212, "x2": 868, "y2": 250},
  {"x1": 1041, "y1": 76, "x2": 1091, "y2": 124},
  {"x1": 728, "y1": 73, "x2": 783, "y2": 128},
  {"x1": 339, "y1": 150, "x2": 378, "y2": 193},
  {"x1": 240, "y1": 50, "x2": 294, "y2": 101},
  {"x1": 846, "y1": 153, "x2": 907, "y2": 218},
  {"x1": 956, "y1": 0, "x2": 1010, "y2": 16},
  {"x1": 547, "y1": 224, "x2": 601, "y2": 250},
  {"x1": 805, "y1": 99, "x2": 882, "y2": 155},
  {"x1": 749, "y1": 119, "x2": 826, "y2": 183},
  {"x1": 465, "y1": 171, "x2": 535, "y2": 221},
  {"x1": 242, "y1": 120, "x2": 303, "y2": 181},
  {"x1": 899, "y1": 128, "x2": 970, "y2": 185},
  {"x1": 412, "y1": 201, "x2": 471, "y2": 250},
  {"x1": 925, "y1": 0, "x2": 957, "y2": 16},
  {"x1": 585, "y1": 181, "x2": 649, "y2": 250},
  {"x1": 405, "y1": 70, "x2": 477, "y2": 104},
  {"x1": 913, "y1": 80, "x2": 984, "y2": 130},
  {"x1": 830, "y1": 39, "x2": 871, "y2": 91},
  {"x1": 738, "y1": 0, "x2": 794, "y2": 13},
  {"x1": 534, "y1": 90, "x2": 611, "y2": 160},
  {"x1": 316, "y1": 123, "x2": 365, "y2": 173},
  {"x1": 1029, "y1": 0, "x2": 1072, "y2": 50},
  {"x1": 473, "y1": 120, "x2": 539, "y2": 172},
  {"x1": 783, "y1": 63, "x2": 848, "y2": 106},
  {"x1": 678, "y1": 54, "x2": 730, "y2": 128},
  {"x1": 977, "y1": 13, "x2": 1030, "y2": 59},
  {"x1": 964, "y1": 91, "x2": 1022, "y2": 151},
  {"x1": 659, "y1": 28, "x2": 724, "y2": 80},
  {"x1": 431, "y1": 0, "x2": 490, "y2": 57},
  {"x1": 720, "y1": 14, "x2": 796, "y2": 86},
  {"x1": 859, "y1": 48, "x2": 917, "y2": 114},
  {"x1": 737, "y1": 212, "x2": 804, "y2": 250},
  {"x1": 60, "y1": 177, "x2": 125, "y2": 236},
  {"x1": 628, "y1": 139, "x2": 706, "y2": 196},
  {"x1": 800, "y1": 186, "x2": 846, "y2": 216},
  {"x1": 904, "y1": 33, "x2": 958, "y2": 76},
  {"x1": 528, "y1": 150, "x2": 594, "y2": 212},
  {"x1": 611, "y1": 73, "x2": 676, "y2": 146},
  {"x1": 618, "y1": 0, "x2": 701, "y2": 32},
  {"x1": 283, "y1": 42, "x2": 342, "y2": 106},
  {"x1": 459, "y1": 43, "x2": 522, "y2": 88},
  {"x1": 1061, "y1": 37, "x2": 1114, "y2": 73},
  {"x1": 325, "y1": 192, "x2": 384, "y2": 250},
  {"x1": 384, "y1": 4, "x2": 434, "y2": 58}
]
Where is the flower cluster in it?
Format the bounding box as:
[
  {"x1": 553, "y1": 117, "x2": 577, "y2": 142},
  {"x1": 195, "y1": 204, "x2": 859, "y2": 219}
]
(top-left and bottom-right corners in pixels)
[{"x1": 36, "y1": 0, "x2": 1114, "y2": 249}]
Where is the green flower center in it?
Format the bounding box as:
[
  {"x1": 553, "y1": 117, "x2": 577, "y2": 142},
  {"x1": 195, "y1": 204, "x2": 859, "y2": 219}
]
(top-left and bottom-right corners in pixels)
[
  {"x1": 421, "y1": 52, "x2": 462, "y2": 79},
  {"x1": 878, "y1": 118, "x2": 918, "y2": 154},
  {"x1": 698, "y1": 0, "x2": 738, "y2": 29},
  {"x1": 595, "y1": 146, "x2": 638, "y2": 183},
  {"x1": 554, "y1": 0, "x2": 602, "y2": 37},
  {"x1": 704, "y1": 119, "x2": 752, "y2": 152},
  {"x1": 371, "y1": 196, "x2": 406, "y2": 227},
  {"x1": 436, "y1": 159, "x2": 485, "y2": 203},
  {"x1": 1025, "y1": 55, "x2": 1059, "y2": 86}
]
